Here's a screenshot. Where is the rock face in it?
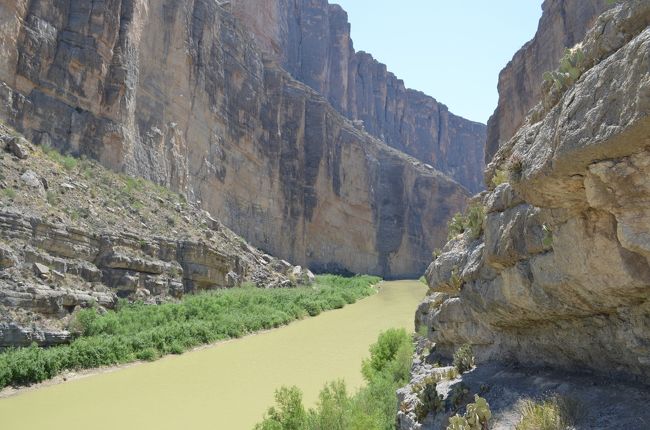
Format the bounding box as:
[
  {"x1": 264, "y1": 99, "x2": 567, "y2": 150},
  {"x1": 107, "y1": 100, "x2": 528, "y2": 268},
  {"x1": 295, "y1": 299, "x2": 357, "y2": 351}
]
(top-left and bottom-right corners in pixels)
[
  {"x1": 485, "y1": 0, "x2": 613, "y2": 164},
  {"x1": 0, "y1": 0, "x2": 469, "y2": 279},
  {"x1": 400, "y1": 3, "x2": 650, "y2": 427},
  {"x1": 230, "y1": 0, "x2": 487, "y2": 193},
  {"x1": 0, "y1": 123, "x2": 315, "y2": 348},
  {"x1": 420, "y1": 0, "x2": 650, "y2": 388}
]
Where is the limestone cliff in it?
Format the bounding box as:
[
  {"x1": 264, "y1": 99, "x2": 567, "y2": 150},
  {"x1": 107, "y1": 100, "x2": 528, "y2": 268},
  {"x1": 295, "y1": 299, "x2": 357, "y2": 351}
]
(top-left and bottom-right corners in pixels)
[
  {"x1": 422, "y1": 0, "x2": 650, "y2": 384},
  {"x1": 231, "y1": 0, "x2": 487, "y2": 193},
  {"x1": 485, "y1": 0, "x2": 613, "y2": 164},
  {"x1": 399, "y1": 2, "x2": 650, "y2": 427},
  {"x1": 0, "y1": 0, "x2": 470, "y2": 278}
]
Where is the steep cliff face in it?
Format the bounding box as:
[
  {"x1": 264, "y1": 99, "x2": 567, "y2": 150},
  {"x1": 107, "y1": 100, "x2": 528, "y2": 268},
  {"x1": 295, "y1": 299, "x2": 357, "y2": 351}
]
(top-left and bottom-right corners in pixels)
[
  {"x1": 484, "y1": 0, "x2": 612, "y2": 164},
  {"x1": 0, "y1": 0, "x2": 469, "y2": 278},
  {"x1": 231, "y1": 0, "x2": 487, "y2": 193},
  {"x1": 398, "y1": 3, "x2": 650, "y2": 427},
  {"x1": 422, "y1": 1, "x2": 650, "y2": 382}
]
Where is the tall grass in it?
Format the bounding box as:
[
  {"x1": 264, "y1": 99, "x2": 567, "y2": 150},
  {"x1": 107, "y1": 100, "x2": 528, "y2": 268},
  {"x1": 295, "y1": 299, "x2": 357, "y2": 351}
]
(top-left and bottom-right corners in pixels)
[
  {"x1": 0, "y1": 275, "x2": 379, "y2": 390},
  {"x1": 255, "y1": 328, "x2": 413, "y2": 430},
  {"x1": 516, "y1": 396, "x2": 583, "y2": 430}
]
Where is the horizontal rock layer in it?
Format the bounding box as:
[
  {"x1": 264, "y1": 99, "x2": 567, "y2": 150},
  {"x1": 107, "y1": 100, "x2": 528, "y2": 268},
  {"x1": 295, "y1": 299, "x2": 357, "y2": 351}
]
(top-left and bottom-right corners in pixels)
[
  {"x1": 0, "y1": 0, "x2": 469, "y2": 278},
  {"x1": 420, "y1": 1, "x2": 650, "y2": 384},
  {"x1": 231, "y1": 0, "x2": 487, "y2": 193}
]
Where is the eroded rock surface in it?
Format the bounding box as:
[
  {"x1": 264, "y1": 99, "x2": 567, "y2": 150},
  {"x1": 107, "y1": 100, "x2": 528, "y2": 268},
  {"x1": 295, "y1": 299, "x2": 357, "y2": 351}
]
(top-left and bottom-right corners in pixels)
[
  {"x1": 231, "y1": 0, "x2": 487, "y2": 193},
  {"x1": 485, "y1": 0, "x2": 612, "y2": 164},
  {"x1": 0, "y1": 125, "x2": 313, "y2": 348},
  {"x1": 0, "y1": 0, "x2": 469, "y2": 278},
  {"x1": 405, "y1": 5, "x2": 650, "y2": 428}
]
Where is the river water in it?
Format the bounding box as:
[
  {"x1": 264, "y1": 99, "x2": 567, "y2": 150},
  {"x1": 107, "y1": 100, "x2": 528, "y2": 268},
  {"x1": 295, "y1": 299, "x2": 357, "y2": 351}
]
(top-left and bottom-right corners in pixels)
[{"x1": 0, "y1": 280, "x2": 425, "y2": 430}]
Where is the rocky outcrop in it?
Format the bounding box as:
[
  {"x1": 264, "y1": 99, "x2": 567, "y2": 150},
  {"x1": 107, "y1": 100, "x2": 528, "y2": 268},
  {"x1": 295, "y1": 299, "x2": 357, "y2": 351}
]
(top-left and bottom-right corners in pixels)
[
  {"x1": 0, "y1": 0, "x2": 469, "y2": 278},
  {"x1": 230, "y1": 0, "x2": 487, "y2": 193},
  {"x1": 0, "y1": 125, "x2": 316, "y2": 348},
  {"x1": 418, "y1": 0, "x2": 650, "y2": 390},
  {"x1": 485, "y1": 0, "x2": 612, "y2": 164}
]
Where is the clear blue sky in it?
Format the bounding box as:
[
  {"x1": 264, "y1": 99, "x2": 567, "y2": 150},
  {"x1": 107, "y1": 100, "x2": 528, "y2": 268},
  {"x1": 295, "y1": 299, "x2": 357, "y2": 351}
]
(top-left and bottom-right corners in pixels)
[{"x1": 333, "y1": 1, "x2": 544, "y2": 124}]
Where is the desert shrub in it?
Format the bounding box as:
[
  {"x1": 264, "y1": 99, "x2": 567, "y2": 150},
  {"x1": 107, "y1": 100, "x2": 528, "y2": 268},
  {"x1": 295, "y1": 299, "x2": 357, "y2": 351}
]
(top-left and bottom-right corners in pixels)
[
  {"x1": 447, "y1": 395, "x2": 492, "y2": 430},
  {"x1": 256, "y1": 328, "x2": 413, "y2": 430},
  {"x1": 465, "y1": 206, "x2": 485, "y2": 240},
  {"x1": 453, "y1": 344, "x2": 475, "y2": 374},
  {"x1": 415, "y1": 378, "x2": 444, "y2": 421},
  {"x1": 2, "y1": 188, "x2": 16, "y2": 200},
  {"x1": 490, "y1": 169, "x2": 509, "y2": 188},
  {"x1": 0, "y1": 275, "x2": 379, "y2": 389},
  {"x1": 516, "y1": 396, "x2": 582, "y2": 430},
  {"x1": 448, "y1": 213, "x2": 466, "y2": 239},
  {"x1": 543, "y1": 47, "x2": 587, "y2": 92},
  {"x1": 448, "y1": 205, "x2": 486, "y2": 241}
]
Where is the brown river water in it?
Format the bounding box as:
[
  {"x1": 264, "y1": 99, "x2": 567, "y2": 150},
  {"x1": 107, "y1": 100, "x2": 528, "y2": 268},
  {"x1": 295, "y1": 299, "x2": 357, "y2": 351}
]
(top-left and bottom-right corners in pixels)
[{"x1": 0, "y1": 280, "x2": 425, "y2": 430}]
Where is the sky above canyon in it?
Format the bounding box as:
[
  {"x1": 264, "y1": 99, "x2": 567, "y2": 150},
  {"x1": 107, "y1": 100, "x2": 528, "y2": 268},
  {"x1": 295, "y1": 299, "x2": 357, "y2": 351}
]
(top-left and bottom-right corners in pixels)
[{"x1": 333, "y1": 0, "x2": 544, "y2": 124}]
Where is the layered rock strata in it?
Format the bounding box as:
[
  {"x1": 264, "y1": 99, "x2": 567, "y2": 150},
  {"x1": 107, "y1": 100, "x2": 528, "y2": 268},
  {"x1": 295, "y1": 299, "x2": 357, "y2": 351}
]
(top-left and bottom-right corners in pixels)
[
  {"x1": 421, "y1": 0, "x2": 650, "y2": 383},
  {"x1": 231, "y1": 0, "x2": 487, "y2": 193},
  {"x1": 0, "y1": 127, "x2": 312, "y2": 348},
  {"x1": 0, "y1": 0, "x2": 469, "y2": 278}
]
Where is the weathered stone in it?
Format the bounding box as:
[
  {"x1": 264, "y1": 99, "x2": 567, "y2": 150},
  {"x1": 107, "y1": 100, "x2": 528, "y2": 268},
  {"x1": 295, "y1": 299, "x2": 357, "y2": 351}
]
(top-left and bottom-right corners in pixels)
[
  {"x1": 4, "y1": 136, "x2": 29, "y2": 159},
  {"x1": 33, "y1": 262, "x2": 50, "y2": 277},
  {"x1": 20, "y1": 170, "x2": 41, "y2": 188},
  {"x1": 0, "y1": 0, "x2": 469, "y2": 278},
  {"x1": 418, "y1": 2, "x2": 650, "y2": 388},
  {"x1": 485, "y1": 0, "x2": 613, "y2": 164},
  {"x1": 231, "y1": 0, "x2": 486, "y2": 193}
]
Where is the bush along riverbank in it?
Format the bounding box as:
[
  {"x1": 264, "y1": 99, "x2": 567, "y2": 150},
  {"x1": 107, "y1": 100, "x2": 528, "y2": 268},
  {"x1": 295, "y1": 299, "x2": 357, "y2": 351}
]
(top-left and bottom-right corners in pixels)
[
  {"x1": 255, "y1": 328, "x2": 413, "y2": 430},
  {"x1": 0, "y1": 275, "x2": 380, "y2": 390}
]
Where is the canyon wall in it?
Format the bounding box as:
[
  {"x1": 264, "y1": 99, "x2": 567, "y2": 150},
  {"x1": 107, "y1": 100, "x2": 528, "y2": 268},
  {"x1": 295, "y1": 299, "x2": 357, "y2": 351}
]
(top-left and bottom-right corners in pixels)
[
  {"x1": 485, "y1": 0, "x2": 612, "y2": 164},
  {"x1": 419, "y1": 0, "x2": 650, "y2": 384},
  {"x1": 0, "y1": 0, "x2": 469, "y2": 278},
  {"x1": 231, "y1": 0, "x2": 487, "y2": 193}
]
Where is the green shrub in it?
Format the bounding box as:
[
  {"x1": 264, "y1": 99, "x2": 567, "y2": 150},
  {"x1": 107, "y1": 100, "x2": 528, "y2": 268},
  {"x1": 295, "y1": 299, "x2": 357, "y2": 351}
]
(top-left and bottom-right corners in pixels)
[
  {"x1": 415, "y1": 378, "x2": 443, "y2": 421},
  {"x1": 255, "y1": 386, "x2": 308, "y2": 430},
  {"x1": 543, "y1": 47, "x2": 587, "y2": 92},
  {"x1": 447, "y1": 395, "x2": 492, "y2": 430},
  {"x1": 308, "y1": 380, "x2": 351, "y2": 430},
  {"x1": 516, "y1": 396, "x2": 582, "y2": 430},
  {"x1": 490, "y1": 169, "x2": 509, "y2": 188},
  {"x1": 448, "y1": 213, "x2": 466, "y2": 239},
  {"x1": 465, "y1": 206, "x2": 485, "y2": 240},
  {"x1": 256, "y1": 328, "x2": 413, "y2": 430},
  {"x1": 62, "y1": 156, "x2": 77, "y2": 171},
  {"x1": 448, "y1": 205, "x2": 486, "y2": 241},
  {"x1": 0, "y1": 275, "x2": 379, "y2": 389},
  {"x1": 46, "y1": 190, "x2": 59, "y2": 205},
  {"x1": 2, "y1": 188, "x2": 16, "y2": 200},
  {"x1": 453, "y1": 344, "x2": 475, "y2": 374}
]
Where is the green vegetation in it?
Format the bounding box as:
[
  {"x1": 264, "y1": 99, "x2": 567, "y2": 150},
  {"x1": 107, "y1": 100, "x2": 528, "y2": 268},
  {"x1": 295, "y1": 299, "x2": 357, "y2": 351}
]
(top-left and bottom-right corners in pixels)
[
  {"x1": 0, "y1": 275, "x2": 379, "y2": 390},
  {"x1": 447, "y1": 205, "x2": 486, "y2": 241},
  {"x1": 447, "y1": 395, "x2": 492, "y2": 430},
  {"x1": 490, "y1": 169, "x2": 509, "y2": 188},
  {"x1": 516, "y1": 396, "x2": 582, "y2": 430},
  {"x1": 543, "y1": 47, "x2": 587, "y2": 93},
  {"x1": 2, "y1": 188, "x2": 16, "y2": 200},
  {"x1": 255, "y1": 328, "x2": 413, "y2": 430},
  {"x1": 453, "y1": 344, "x2": 475, "y2": 374},
  {"x1": 42, "y1": 145, "x2": 78, "y2": 171},
  {"x1": 542, "y1": 225, "x2": 554, "y2": 248},
  {"x1": 414, "y1": 376, "x2": 443, "y2": 421}
]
